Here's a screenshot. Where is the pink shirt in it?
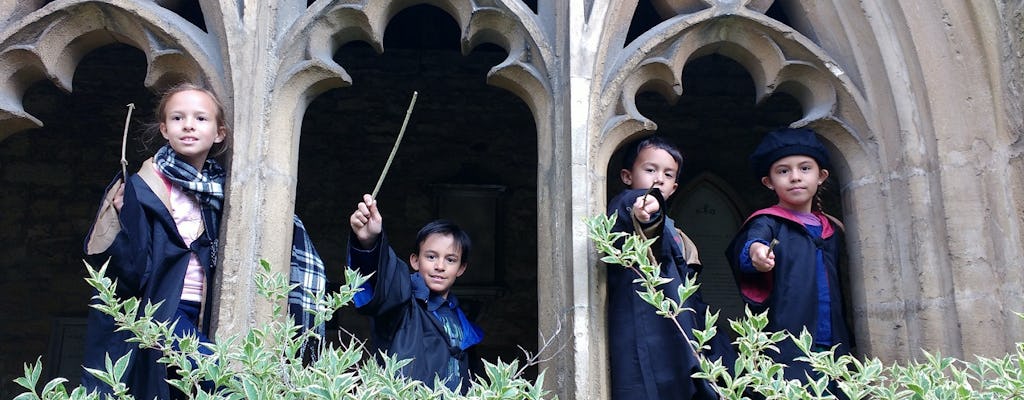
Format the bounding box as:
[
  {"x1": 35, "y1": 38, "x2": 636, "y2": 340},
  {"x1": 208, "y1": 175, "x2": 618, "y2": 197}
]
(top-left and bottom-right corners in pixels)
[
  {"x1": 155, "y1": 165, "x2": 206, "y2": 302},
  {"x1": 790, "y1": 209, "x2": 822, "y2": 227}
]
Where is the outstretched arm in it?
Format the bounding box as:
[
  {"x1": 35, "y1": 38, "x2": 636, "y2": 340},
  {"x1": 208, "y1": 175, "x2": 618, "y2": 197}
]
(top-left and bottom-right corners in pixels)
[
  {"x1": 346, "y1": 194, "x2": 411, "y2": 316},
  {"x1": 733, "y1": 216, "x2": 776, "y2": 273}
]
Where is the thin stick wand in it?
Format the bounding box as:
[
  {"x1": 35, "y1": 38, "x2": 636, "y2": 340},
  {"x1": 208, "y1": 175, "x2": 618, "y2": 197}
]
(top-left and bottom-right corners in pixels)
[
  {"x1": 120, "y1": 103, "x2": 135, "y2": 178},
  {"x1": 371, "y1": 91, "x2": 418, "y2": 199}
]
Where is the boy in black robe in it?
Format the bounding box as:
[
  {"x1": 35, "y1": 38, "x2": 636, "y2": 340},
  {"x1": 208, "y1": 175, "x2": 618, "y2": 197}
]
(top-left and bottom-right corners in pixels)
[
  {"x1": 348, "y1": 194, "x2": 483, "y2": 392},
  {"x1": 606, "y1": 136, "x2": 731, "y2": 400}
]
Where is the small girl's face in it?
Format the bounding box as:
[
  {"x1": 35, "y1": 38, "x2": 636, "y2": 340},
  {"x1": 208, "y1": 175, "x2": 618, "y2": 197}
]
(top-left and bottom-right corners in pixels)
[
  {"x1": 620, "y1": 146, "x2": 679, "y2": 199},
  {"x1": 160, "y1": 89, "x2": 225, "y2": 170},
  {"x1": 761, "y1": 154, "x2": 829, "y2": 213}
]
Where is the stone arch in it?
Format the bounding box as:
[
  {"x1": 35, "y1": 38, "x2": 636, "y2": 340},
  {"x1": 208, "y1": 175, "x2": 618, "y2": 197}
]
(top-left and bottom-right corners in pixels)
[
  {"x1": 262, "y1": 0, "x2": 559, "y2": 375},
  {"x1": 192, "y1": 0, "x2": 562, "y2": 341},
  {"x1": 291, "y1": 2, "x2": 542, "y2": 369},
  {"x1": 263, "y1": 0, "x2": 557, "y2": 245},
  {"x1": 590, "y1": 1, "x2": 886, "y2": 366},
  {"x1": 0, "y1": 1, "x2": 227, "y2": 141},
  {"x1": 596, "y1": 15, "x2": 874, "y2": 164},
  {"x1": 0, "y1": 42, "x2": 161, "y2": 390},
  {"x1": 272, "y1": 0, "x2": 553, "y2": 129}
]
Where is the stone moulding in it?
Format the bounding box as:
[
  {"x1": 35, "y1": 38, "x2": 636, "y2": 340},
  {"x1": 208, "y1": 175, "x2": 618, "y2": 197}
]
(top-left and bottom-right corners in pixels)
[
  {"x1": 595, "y1": 9, "x2": 872, "y2": 174},
  {"x1": 0, "y1": 0, "x2": 224, "y2": 141},
  {"x1": 275, "y1": 0, "x2": 555, "y2": 121}
]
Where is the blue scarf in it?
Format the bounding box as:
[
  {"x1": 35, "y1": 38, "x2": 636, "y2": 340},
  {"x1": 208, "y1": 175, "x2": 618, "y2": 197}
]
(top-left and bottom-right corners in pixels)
[{"x1": 154, "y1": 145, "x2": 326, "y2": 338}]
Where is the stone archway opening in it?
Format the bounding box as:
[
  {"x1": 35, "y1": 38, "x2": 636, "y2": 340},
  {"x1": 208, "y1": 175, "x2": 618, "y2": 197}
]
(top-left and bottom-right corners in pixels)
[
  {"x1": 296, "y1": 3, "x2": 540, "y2": 379},
  {"x1": 606, "y1": 52, "x2": 848, "y2": 340}
]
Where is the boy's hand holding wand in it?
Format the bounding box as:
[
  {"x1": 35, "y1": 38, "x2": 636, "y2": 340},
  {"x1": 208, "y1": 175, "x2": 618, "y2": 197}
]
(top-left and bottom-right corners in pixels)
[
  {"x1": 631, "y1": 182, "x2": 660, "y2": 223},
  {"x1": 350, "y1": 194, "x2": 382, "y2": 249}
]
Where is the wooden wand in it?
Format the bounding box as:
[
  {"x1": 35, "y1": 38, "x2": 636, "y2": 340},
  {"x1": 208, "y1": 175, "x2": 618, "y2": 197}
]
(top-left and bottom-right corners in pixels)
[
  {"x1": 120, "y1": 103, "x2": 135, "y2": 178},
  {"x1": 371, "y1": 91, "x2": 418, "y2": 199}
]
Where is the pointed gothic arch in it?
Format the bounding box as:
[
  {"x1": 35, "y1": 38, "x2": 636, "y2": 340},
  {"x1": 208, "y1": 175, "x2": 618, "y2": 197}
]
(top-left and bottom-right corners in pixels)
[
  {"x1": 0, "y1": 1, "x2": 227, "y2": 141},
  {"x1": 589, "y1": 4, "x2": 883, "y2": 391},
  {"x1": 292, "y1": 3, "x2": 543, "y2": 371}
]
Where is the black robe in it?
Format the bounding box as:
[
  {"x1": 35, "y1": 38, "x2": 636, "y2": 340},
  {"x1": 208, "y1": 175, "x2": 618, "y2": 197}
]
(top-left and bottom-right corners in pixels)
[
  {"x1": 348, "y1": 231, "x2": 483, "y2": 391},
  {"x1": 725, "y1": 206, "x2": 851, "y2": 381},
  {"x1": 606, "y1": 189, "x2": 723, "y2": 400},
  {"x1": 81, "y1": 160, "x2": 218, "y2": 400}
]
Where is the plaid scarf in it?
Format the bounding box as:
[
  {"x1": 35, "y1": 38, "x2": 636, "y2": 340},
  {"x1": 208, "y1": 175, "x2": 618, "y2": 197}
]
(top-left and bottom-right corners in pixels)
[
  {"x1": 154, "y1": 145, "x2": 326, "y2": 336},
  {"x1": 290, "y1": 215, "x2": 326, "y2": 338},
  {"x1": 154, "y1": 145, "x2": 226, "y2": 234}
]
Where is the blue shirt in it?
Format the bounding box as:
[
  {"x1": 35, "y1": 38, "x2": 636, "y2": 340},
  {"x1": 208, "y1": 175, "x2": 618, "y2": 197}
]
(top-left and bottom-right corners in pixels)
[{"x1": 428, "y1": 295, "x2": 464, "y2": 389}]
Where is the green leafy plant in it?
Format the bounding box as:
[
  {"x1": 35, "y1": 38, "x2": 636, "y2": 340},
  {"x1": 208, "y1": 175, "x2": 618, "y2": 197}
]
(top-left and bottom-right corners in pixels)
[
  {"x1": 586, "y1": 213, "x2": 1024, "y2": 399},
  {"x1": 15, "y1": 259, "x2": 552, "y2": 400},
  {"x1": 16, "y1": 214, "x2": 1024, "y2": 399}
]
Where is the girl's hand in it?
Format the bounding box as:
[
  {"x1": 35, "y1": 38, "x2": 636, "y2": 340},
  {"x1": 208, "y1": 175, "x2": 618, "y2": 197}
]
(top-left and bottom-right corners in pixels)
[
  {"x1": 749, "y1": 241, "x2": 776, "y2": 272},
  {"x1": 631, "y1": 194, "x2": 660, "y2": 223},
  {"x1": 350, "y1": 194, "x2": 382, "y2": 249},
  {"x1": 112, "y1": 182, "x2": 125, "y2": 212}
]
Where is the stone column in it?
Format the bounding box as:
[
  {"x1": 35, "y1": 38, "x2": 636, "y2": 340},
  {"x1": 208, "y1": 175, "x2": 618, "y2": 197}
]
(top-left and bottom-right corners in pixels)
[{"x1": 208, "y1": 0, "x2": 308, "y2": 338}]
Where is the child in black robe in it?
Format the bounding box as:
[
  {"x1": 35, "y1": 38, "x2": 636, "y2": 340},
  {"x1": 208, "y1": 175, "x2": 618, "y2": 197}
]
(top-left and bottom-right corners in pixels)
[{"x1": 726, "y1": 127, "x2": 853, "y2": 384}]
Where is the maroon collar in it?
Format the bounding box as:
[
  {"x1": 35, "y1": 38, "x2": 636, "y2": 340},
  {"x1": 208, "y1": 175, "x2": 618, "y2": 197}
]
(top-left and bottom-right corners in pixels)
[{"x1": 746, "y1": 205, "x2": 834, "y2": 239}]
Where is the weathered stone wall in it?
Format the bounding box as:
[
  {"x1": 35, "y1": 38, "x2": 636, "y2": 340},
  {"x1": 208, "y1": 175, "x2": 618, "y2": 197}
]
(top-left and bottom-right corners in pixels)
[{"x1": 997, "y1": 0, "x2": 1024, "y2": 348}]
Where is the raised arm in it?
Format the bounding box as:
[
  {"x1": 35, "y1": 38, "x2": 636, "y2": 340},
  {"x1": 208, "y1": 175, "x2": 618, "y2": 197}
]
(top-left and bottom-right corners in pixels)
[{"x1": 347, "y1": 194, "x2": 411, "y2": 316}]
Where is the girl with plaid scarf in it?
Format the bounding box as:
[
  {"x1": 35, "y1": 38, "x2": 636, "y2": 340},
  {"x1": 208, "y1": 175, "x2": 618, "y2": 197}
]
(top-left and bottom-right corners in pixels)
[
  {"x1": 83, "y1": 82, "x2": 327, "y2": 399},
  {"x1": 81, "y1": 82, "x2": 231, "y2": 399}
]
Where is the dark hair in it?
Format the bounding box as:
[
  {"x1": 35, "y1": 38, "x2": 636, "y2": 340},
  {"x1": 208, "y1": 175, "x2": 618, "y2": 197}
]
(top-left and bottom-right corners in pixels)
[
  {"x1": 143, "y1": 82, "x2": 232, "y2": 160},
  {"x1": 415, "y1": 219, "x2": 472, "y2": 265},
  {"x1": 620, "y1": 135, "x2": 684, "y2": 172}
]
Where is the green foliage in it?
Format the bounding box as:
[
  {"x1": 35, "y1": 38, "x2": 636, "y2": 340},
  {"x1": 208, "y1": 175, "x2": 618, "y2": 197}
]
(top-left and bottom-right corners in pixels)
[
  {"x1": 15, "y1": 259, "x2": 552, "y2": 400},
  {"x1": 586, "y1": 213, "x2": 1024, "y2": 399}
]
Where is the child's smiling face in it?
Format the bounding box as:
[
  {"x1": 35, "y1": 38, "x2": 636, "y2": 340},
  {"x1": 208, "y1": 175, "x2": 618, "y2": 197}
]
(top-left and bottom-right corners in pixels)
[
  {"x1": 160, "y1": 89, "x2": 225, "y2": 170},
  {"x1": 620, "y1": 146, "x2": 680, "y2": 199},
  {"x1": 409, "y1": 232, "x2": 466, "y2": 298}
]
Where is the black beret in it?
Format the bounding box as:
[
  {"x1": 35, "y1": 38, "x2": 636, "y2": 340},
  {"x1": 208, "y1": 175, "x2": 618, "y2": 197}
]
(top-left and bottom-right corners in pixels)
[{"x1": 750, "y1": 127, "x2": 830, "y2": 176}]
